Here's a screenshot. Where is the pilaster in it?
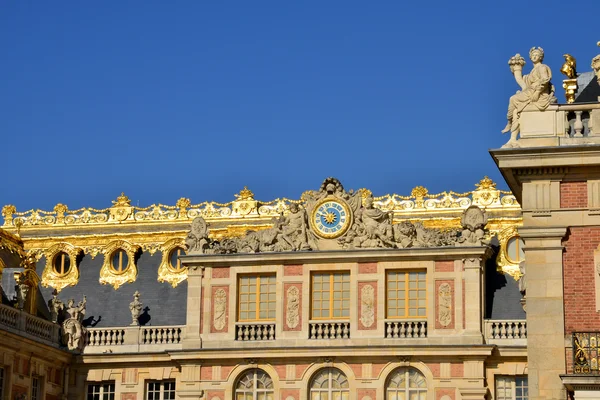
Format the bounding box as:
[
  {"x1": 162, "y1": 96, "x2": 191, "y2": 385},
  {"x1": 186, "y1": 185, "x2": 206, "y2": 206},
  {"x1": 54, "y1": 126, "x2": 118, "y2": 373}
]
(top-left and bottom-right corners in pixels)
[
  {"x1": 182, "y1": 266, "x2": 203, "y2": 349},
  {"x1": 463, "y1": 257, "x2": 484, "y2": 341},
  {"x1": 519, "y1": 227, "x2": 567, "y2": 400}
]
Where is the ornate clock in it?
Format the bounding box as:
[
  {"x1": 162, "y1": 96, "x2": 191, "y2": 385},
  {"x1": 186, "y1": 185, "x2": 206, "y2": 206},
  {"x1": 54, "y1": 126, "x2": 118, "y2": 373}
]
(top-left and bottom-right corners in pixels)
[{"x1": 309, "y1": 197, "x2": 353, "y2": 239}]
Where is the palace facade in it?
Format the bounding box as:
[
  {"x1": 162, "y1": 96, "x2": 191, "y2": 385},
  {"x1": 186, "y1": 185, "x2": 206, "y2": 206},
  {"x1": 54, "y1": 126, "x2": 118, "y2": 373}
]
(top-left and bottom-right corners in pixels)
[{"x1": 1, "y1": 44, "x2": 600, "y2": 400}]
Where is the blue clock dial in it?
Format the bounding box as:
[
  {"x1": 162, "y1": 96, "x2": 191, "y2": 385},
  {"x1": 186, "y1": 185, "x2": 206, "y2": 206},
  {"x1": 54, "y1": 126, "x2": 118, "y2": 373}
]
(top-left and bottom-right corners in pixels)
[{"x1": 310, "y1": 199, "x2": 352, "y2": 239}]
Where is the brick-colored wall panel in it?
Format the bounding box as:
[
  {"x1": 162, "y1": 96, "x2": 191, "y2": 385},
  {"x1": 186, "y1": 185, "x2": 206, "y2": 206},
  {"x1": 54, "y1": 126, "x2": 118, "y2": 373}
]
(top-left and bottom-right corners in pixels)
[
  {"x1": 436, "y1": 388, "x2": 455, "y2": 400},
  {"x1": 358, "y1": 263, "x2": 377, "y2": 274},
  {"x1": 560, "y1": 182, "x2": 588, "y2": 208},
  {"x1": 121, "y1": 393, "x2": 136, "y2": 400},
  {"x1": 429, "y1": 363, "x2": 441, "y2": 378},
  {"x1": 206, "y1": 390, "x2": 224, "y2": 400},
  {"x1": 563, "y1": 227, "x2": 600, "y2": 333},
  {"x1": 281, "y1": 389, "x2": 299, "y2": 400},
  {"x1": 357, "y1": 389, "x2": 376, "y2": 399},
  {"x1": 435, "y1": 261, "x2": 454, "y2": 273},
  {"x1": 349, "y1": 363, "x2": 362, "y2": 379},
  {"x1": 284, "y1": 265, "x2": 303, "y2": 276},
  {"x1": 200, "y1": 366, "x2": 212, "y2": 381},
  {"x1": 450, "y1": 362, "x2": 463, "y2": 377},
  {"x1": 211, "y1": 267, "x2": 230, "y2": 279}
]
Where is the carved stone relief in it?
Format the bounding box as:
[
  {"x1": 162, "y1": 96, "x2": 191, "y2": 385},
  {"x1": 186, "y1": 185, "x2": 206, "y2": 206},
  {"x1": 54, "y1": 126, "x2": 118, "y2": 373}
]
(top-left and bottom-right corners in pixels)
[
  {"x1": 438, "y1": 283, "x2": 452, "y2": 328},
  {"x1": 286, "y1": 286, "x2": 300, "y2": 329},
  {"x1": 185, "y1": 179, "x2": 490, "y2": 255},
  {"x1": 213, "y1": 288, "x2": 227, "y2": 331},
  {"x1": 360, "y1": 284, "x2": 375, "y2": 328}
]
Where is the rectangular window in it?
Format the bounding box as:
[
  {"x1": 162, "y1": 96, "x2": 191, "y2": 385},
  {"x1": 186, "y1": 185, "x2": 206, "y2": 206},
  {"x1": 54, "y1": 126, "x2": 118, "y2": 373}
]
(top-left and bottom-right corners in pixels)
[
  {"x1": 31, "y1": 376, "x2": 40, "y2": 400},
  {"x1": 87, "y1": 382, "x2": 115, "y2": 400},
  {"x1": 311, "y1": 272, "x2": 350, "y2": 319},
  {"x1": 496, "y1": 376, "x2": 528, "y2": 400},
  {"x1": 238, "y1": 275, "x2": 276, "y2": 321},
  {"x1": 386, "y1": 271, "x2": 426, "y2": 318},
  {"x1": 146, "y1": 381, "x2": 175, "y2": 400}
]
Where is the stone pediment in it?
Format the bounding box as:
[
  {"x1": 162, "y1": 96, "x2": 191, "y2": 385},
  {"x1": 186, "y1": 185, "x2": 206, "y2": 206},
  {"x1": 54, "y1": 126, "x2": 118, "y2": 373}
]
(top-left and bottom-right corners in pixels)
[{"x1": 185, "y1": 178, "x2": 489, "y2": 255}]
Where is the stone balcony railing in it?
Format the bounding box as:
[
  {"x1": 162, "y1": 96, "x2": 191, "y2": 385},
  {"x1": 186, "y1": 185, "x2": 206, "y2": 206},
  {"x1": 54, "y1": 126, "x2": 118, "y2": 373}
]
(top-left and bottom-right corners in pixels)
[
  {"x1": 484, "y1": 319, "x2": 527, "y2": 345},
  {"x1": 0, "y1": 303, "x2": 61, "y2": 346},
  {"x1": 385, "y1": 320, "x2": 427, "y2": 338},
  {"x1": 84, "y1": 325, "x2": 185, "y2": 354},
  {"x1": 517, "y1": 103, "x2": 600, "y2": 148},
  {"x1": 235, "y1": 322, "x2": 276, "y2": 341},
  {"x1": 309, "y1": 321, "x2": 350, "y2": 339}
]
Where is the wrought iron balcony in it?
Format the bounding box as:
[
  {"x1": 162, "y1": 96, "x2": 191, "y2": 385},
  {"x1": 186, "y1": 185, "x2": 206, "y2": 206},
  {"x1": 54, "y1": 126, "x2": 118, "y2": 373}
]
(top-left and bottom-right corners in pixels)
[{"x1": 572, "y1": 332, "x2": 600, "y2": 374}]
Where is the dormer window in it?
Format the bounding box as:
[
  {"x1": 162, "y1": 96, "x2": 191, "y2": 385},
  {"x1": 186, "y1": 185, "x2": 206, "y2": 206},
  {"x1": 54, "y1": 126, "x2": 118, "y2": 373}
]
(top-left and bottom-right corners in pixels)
[
  {"x1": 52, "y1": 252, "x2": 71, "y2": 276},
  {"x1": 110, "y1": 249, "x2": 129, "y2": 274}
]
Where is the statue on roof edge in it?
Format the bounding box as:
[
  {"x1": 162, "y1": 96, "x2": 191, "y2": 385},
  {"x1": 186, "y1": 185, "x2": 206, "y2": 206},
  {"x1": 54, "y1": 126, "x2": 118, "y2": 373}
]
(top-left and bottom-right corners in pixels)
[{"x1": 501, "y1": 47, "x2": 557, "y2": 148}]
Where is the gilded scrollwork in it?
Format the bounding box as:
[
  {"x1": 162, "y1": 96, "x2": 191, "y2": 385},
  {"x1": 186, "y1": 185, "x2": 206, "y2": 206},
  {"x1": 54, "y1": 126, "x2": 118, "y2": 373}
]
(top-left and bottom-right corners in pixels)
[
  {"x1": 496, "y1": 225, "x2": 524, "y2": 280},
  {"x1": 42, "y1": 242, "x2": 83, "y2": 292},
  {"x1": 99, "y1": 240, "x2": 140, "y2": 290},
  {"x1": 158, "y1": 237, "x2": 188, "y2": 288}
]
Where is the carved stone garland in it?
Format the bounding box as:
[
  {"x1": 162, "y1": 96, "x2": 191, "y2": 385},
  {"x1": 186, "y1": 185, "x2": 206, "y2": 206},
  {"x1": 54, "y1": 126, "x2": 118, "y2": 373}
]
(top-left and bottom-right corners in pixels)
[
  {"x1": 360, "y1": 284, "x2": 375, "y2": 328},
  {"x1": 213, "y1": 289, "x2": 227, "y2": 331},
  {"x1": 438, "y1": 283, "x2": 452, "y2": 327},
  {"x1": 286, "y1": 286, "x2": 300, "y2": 329}
]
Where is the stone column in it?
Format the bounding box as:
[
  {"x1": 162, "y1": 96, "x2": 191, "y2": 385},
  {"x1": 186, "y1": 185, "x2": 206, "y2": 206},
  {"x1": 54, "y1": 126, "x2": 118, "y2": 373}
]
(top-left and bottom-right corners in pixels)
[
  {"x1": 519, "y1": 227, "x2": 567, "y2": 400},
  {"x1": 463, "y1": 257, "x2": 485, "y2": 342},
  {"x1": 182, "y1": 266, "x2": 203, "y2": 349}
]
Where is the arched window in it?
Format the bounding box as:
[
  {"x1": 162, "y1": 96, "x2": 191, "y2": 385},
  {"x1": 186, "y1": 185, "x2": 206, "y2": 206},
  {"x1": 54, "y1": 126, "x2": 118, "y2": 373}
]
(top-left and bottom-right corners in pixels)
[
  {"x1": 235, "y1": 369, "x2": 274, "y2": 400},
  {"x1": 386, "y1": 367, "x2": 427, "y2": 400},
  {"x1": 309, "y1": 368, "x2": 349, "y2": 400}
]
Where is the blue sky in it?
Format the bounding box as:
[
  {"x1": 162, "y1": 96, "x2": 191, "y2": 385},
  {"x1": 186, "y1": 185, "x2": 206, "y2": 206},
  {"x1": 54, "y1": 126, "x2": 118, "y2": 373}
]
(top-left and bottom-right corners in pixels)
[{"x1": 2, "y1": 1, "x2": 599, "y2": 211}]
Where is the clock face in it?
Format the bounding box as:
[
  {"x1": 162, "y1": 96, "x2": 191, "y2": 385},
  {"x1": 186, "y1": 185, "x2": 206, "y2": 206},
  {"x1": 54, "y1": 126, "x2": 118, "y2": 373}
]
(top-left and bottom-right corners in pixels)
[{"x1": 310, "y1": 198, "x2": 352, "y2": 239}]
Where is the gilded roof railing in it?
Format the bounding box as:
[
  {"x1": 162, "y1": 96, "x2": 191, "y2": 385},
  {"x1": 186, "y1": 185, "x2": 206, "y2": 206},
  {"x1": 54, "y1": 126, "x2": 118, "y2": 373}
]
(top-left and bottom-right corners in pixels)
[{"x1": 1, "y1": 177, "x2": 519, "y2": 231}]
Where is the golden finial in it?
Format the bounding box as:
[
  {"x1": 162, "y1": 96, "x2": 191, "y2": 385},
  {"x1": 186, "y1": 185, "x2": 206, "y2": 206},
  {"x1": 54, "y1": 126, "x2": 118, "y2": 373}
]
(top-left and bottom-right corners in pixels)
[
  {"x1": 476, "y1": 176, "x2": 497, "y2": 190},
  {"x1": 53, "y1": 203, "x2": 68, "y2": 214},
  {"x1": 411, "y1": 186, "x2": 428, "y2": 199},
  {"x1": 2, "y1": 205, "x2": 16, "y2": 218},
  {"x1": 560, "y1": 54, "x2": 577, "y2": 79},
  {"x1": 112, "y1": 192, "x2": 131, "y2": 207},
  {"x1": 176, "y1": 197, "x2": 191, "y2": 209},
  {"x1": 358, "y1": 188, "x2": 373, "y2": 199},
  {"x1": 234, "y1": 186, "x2": 255, "y2": 201}
]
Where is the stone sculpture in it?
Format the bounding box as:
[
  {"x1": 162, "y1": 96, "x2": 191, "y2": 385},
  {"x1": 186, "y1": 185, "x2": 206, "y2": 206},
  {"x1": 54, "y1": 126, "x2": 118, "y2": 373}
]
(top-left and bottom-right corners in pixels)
[
  {"x1": 186, "y1": 179, "x2": 489, "y2": 254},
  {"x1": 519, "y1": 261, "x2": 526, "y2": 311},
  {"x1": 48, "y1": 289, "x2": 64, "y2": 323},
  {"x1": 438, "y1": 283, "x2": 452, "y2": 327},
  {"x1": 502, "y1": 47, "x2": 557, "y2": 148},
  {"x1": 129, "y1": 291, "x2": 142, "y2": 326},
  {"x1": 456, "y1": 206, "x2": 488, "y2": 246},
  {"x1": 593, "y1": 42, "x2": 600, "y2": 85},
  {"x1": 185, "y1": 217, "x2": 212, "y2": 253},
  {"x1": 14, "y1": 273, "x2": 29, "y2": 310},
  {"x1": 62, "y1": 295, "x2": 87, "y2": 351},
  {"x1": 286, "y1": 286, "x2": 300, "y2": 329},
  {"x1": 213, "y1": 289, "x2": 227, "y2": 331},
  {"x1": 360, "y1": 284, "x2": 375, "y2": 328}
]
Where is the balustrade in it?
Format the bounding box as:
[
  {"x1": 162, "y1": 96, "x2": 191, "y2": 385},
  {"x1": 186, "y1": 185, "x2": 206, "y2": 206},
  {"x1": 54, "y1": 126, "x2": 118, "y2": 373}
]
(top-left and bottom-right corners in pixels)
[
  {"x1": 235, "y1": 323, "x2": 275, "y2": 341},
  {"x1": 142, "y1": 327, "x2": 182, "y2": 344},
  {"x1": 0, "y1": 303, "x2": 60, "y2": 345},
  {"x1": 384, "y1": 320, "x2": 427, "y2": 338},
  {"x1": 484, "y1": 320, "x2": 527, "y2": 340},
  {"x1": 87, "y1": 328, "x2": 126, "y2": 346},
  {"x1": 309, "y1": 321, "x2": 350, "y2": 339}
]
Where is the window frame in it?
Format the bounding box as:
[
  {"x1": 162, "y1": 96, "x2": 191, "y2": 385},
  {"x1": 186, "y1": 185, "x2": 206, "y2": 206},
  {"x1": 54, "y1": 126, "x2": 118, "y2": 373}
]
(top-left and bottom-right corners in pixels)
[
  {"x1": 31, "y1": 376, "x2": 41, "y2": 400},
  {"x1": 86, "y1": 382, "x2": 115, "y2": 400},
  {"x1": 109, "y1": 249, "x2": 130, "y2": 275},
  {"x1": 386, "y1": 269, "x2": 427, "y2": 319},
  {"x1": 495, "y1": 375, "x2": 528, "y2": 400},
  {"x1": 167, "y1": 247, "x2": 186, "y2": 272},
  {"x1": 237, "y1": 274, "x2": 277, "y2": 322},
  {"x1": 145, "y1": 380, "x2": 176, "y2": 400},
  {"x1": 52, "y1": 252, "x2": 71, "y2": 277},
  {"x1": 385, "y1": 367, "x2": 427, "y2": 400},
  {"x1": 311, "y1": 271, "x2": 351, "y2": 320},
  {"x1": 309, "y1": 367, "x2": 349, "y2": 400},
  {"x1": 234, "y1": 368, "x2": 274, "y2": 400}
]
